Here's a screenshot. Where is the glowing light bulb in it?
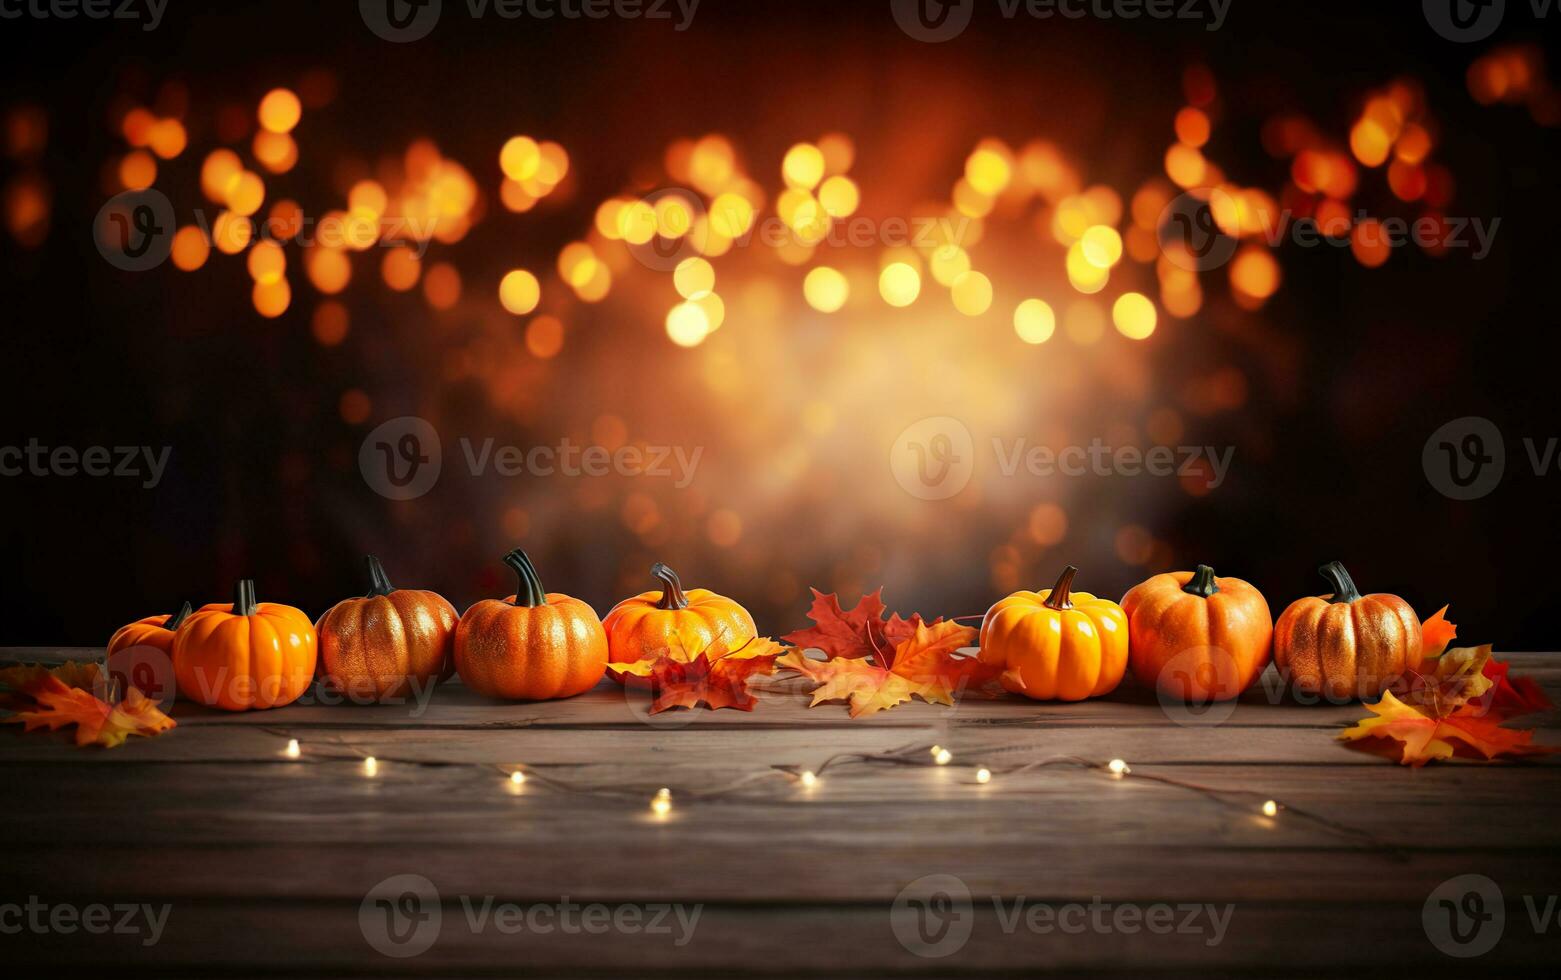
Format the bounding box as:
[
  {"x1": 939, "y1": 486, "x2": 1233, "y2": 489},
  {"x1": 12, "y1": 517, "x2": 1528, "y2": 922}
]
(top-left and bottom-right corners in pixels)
[
  {"x1": 651, "y1": 788, "x2": 673, "y2": 817},
  {"x1": 510, "y1": 770, "x2": 526, "y2": 785},
  {"x1": 363, "y1": 757, "x2": 378, "y2": 777},
  {"x1": 1262, "y1": 800, "x2": 1279, "y2": 818},
  {"x1": 1107, "y1": 759, "x2": 1130, "y2": 777},
  {"x1": 976, "y1": 768, "x2": 992, "y2": 784},
  {"x1": 934, "y1": 748, "x2": 953, "y2": 766},
  {"x1": 284, "y1": 739, "x2": 300, "y2": 759},
  {"x1": 800, "y1": 770, "x2": 817, "y2": 787}
]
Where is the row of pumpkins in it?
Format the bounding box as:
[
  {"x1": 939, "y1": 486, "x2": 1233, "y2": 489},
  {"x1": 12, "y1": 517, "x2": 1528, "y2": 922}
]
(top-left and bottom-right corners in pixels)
[{"x1": 108, "y1": 550, "x2": 1427, "y2": 711}]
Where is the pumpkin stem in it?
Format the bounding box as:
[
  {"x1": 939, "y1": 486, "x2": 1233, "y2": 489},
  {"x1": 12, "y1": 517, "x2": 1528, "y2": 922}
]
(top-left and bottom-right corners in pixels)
[
  {"x1": 1183, "y1": 565, "x2": 1220, "y2": 598},
  {"x1": 1319, "y1": 561, "x2": 1363, "y2": 604},
  {"x1": 363, "y1": 555, "x2": 396, "y2": 598},
  {"x1": 163, "y1": 601, "x2": 193, "y2": 632},
  {"x1": 1042, "y1": 565, "x2": 1079, "y2": 611},
  {"x1": 652, "y1": 563, "x2": 690, "y2": 611},
  {"x1": 503, "y1": 549, "x2": 547, "y2": 608},
  {"x1": 233, "y1": 579, "x2": 258, "y2": 617}
]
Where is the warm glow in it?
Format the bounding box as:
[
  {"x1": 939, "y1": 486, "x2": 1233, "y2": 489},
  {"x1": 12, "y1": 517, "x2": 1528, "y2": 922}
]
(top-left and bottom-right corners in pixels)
[
  {"x1": 246, "y1": 240, "x2": 286, "y2": 285},
  {"x1": 1112, "y1": 292, "x2": 1157, "y2": 340},
  {"x1": 499, "y1": 269, "x2": 541, "y2": 315},
  {"x1": 211, "y1": 211, "x2": 252, "y2": 254},
  {"x1": 305, "y1": 246, "x2": 351, "y2": 294},
  {"x1": 965, "y1": 144, "x2": 1013, "y2": 196},
  {"x1": 1065, "y1": 243, "x2": 1109, "y2": 294},
  {"x1": 1080, "y1": 225, "x2": 1124, "y2": 268},
  {"x1": 950, "y1": 270, "x2": 993, "y2": 316},
  {"x1": 817, "y1": 175, "x2": 859, "y2": 217},
  {"x1": 666, "y1": 302, "x2": 710, "y2": 347},
  {"x1": 782, "y1": 142, "x2": 826, "y2": 190},
  {"x1": 674, "y1": 257, "x2": 716, "y2": 299},
  {"x1": 381, "y1": 247, "x2": 421, "y2": 292},
  {"x1": 252, "y1": 278, "x2": 291, "y2": 319},
  {"x1": 423, "y1": 261, "x2": 461, "y2": 309},
  {"x1": 878, "y1": 262, "x2": 921, "y2": 307},
  {"x1": 258, "y1": 88, "x2": 302, "y2": 134},
  {"x1": 1013, "y1": 299, "x2": 1056, "y2": 344},
  {"x1": 170, "y1": 226, "x2": 210, "y2": 272},
  {"x1": 803, "y1": 266, "x2": 849, "y2": 313},
  {"x1": 200, "y1": 149, "x2": 243, "y2": 202},
  {"x1": 526, "y1": 315, "x2": 565, "y2": 359},
  {"x1": 1230, "y1": 246, "x2": 1281, "y2": 298},
  {"x1": 929, "y1": 244, "x2": 971, "y2": 287},
  {"x1": 500, "y1": 136, "x2": 541, "y2": 182}
]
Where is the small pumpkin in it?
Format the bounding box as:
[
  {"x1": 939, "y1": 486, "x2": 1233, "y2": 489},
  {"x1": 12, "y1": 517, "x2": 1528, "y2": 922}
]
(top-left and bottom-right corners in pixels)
[
  {"x1": 1122, "y1": 565, "x2": 1273, "y2": 702},
  {"x1": 978, "y1": 565, "x2": 1128, "y2": 701},
  {"x1": 317, "y1": 555, "x2": 457, "y2": 703},
  {"x1": 108, "y1": 602, "x2": 193, "y2": 657},
  {"x1": 603, "y1": 562, "x2": 756, "y2": 683},
  {"x1": 1274, "y1": 561, "x2": 1423, "y2": 701},
  {"x1": 454, "y1": 549, "x2": 608, "y2": 700},
  {"x1": 172, "y1": 579, "x2": 318, "y2": 711}
]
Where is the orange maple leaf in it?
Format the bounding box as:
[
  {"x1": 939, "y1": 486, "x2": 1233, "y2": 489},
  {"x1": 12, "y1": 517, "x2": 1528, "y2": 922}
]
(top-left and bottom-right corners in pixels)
[
  {"x1": 1420, "y1": 605, "x2": 1457, "y2": 659},
  {"x1": 1338, "y1": 691, "x2": 1556, "y2": 767},
  {"x1": 608, "y1": 636, "x2": 783, "y2": 713},
  {"x1": 777, "y1": 620, "x2": 995, "y2": 718},
  {"x1": 781, "y1": 589, "x2": 942, "y2": 663},
  {"x1": 3, "y1": 668, "x2": 175, "y2": 748}
]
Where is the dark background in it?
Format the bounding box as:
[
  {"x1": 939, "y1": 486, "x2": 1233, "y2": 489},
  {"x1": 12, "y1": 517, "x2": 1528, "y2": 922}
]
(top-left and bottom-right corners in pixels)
[{"x1": 1, "y1": 0, "x2": 1559, "y2": 648}]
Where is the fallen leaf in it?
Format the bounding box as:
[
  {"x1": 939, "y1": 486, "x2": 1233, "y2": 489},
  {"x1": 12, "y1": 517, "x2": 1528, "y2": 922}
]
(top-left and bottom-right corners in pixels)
[
  {"x1": 781, "y1": 589, "x2": 941, "y2": 663},
  {"x1": 1393, "y1": 644, "x2": 1493, "y2": 715},
  {"x1": 2, "y1": 665, "x2": 175, "y2": 748},
  {"x1": 1420, "y1": 605, "x2": 1457, "y2": 659},
  {"x1": 1339, "y1": 691, "x2": 1555, "y2": 767},
  {"x1": 608, "y1": 636, "x2": 783, "y2": 713},
  {"x1": 0, "y1": 661, "x2": 105, "y2": 710},
  {"x1": 1478, "y1": 658, "x2": 1554, "y2": 719},
  {"x1": 777, "y1": 620, "x2": 995, "y2": 717}
]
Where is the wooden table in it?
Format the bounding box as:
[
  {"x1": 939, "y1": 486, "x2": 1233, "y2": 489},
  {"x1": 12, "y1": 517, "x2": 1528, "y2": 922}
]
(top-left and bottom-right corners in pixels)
[{"x1": 4, "y1": 647, "x2": 1559, "y2": 976}]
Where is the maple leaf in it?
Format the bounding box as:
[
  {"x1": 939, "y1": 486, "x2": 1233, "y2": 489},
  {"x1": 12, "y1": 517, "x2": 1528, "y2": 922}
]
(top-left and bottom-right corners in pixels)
[
  {"x1": 0, "y1": 661, "x2": 105, "y2": 711},
  {"x1": 777, "y1": 620, "x2": 994, "y2": 718},
  {"x1": 608, "y1": 636, "x2": 783, "y2": 713},
  {"x1": 1478, "y1": 657, "x2": 1554, "y2": 719},
  {"x1": 1393, "y1": 644, "x2": 1494, "y2": 716},
  {"x1": 1420, "y1": 605, "x2": 1457, "y2": 659},
  {"x1": 1338, "y1": 691, "x2": 1556, "y2": 767},
  {"x1": 781, "y1": 589, "x2": 942, "y2": 663},
  {"x1": 2, "y1": 666, "x2": 175, "y2": 748}
]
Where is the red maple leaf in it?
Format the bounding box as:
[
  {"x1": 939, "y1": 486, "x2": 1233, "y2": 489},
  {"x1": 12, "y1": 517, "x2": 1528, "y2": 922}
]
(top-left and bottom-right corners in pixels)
[
  {"x1": 608, "y1": 636, "x2": 783, "y2": 713},
  {"x1": 781, "y1": 589, "x2": 942, "y2": 663},
  {"x1": 1478, "y1": 658, "x2": 1554, "y2": 719},
  {"x1": 778, "y1": 621, "x2": 996, "y2": 717}
]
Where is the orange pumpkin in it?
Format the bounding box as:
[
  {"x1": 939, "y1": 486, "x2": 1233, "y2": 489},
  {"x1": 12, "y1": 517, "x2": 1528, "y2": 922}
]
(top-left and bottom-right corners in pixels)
[
  {"x1": 108, "y1": 602, "x2": 192, "y2": 657},
  {"x1": 172, "y1": 580, "x2": 318, "y2": 711},
  {"x1": 1274, "y1": 561, "x2": 1423, "y2": 701},
  {"x1": 316, "y1": 555, "x2": 457, "y2": 703},
  {"x1": 603, "y1": 562, "x2": 756, "y2": 683},
  {"x1": 978, "y1": 565, "x2": 1128, "y2": 701},
  {"x1": 454, "y1": 549, "x2": 608, "y2": 700},
  {"x1": 1122, "y1": 565, "x2": 1273, "y2": 701}
]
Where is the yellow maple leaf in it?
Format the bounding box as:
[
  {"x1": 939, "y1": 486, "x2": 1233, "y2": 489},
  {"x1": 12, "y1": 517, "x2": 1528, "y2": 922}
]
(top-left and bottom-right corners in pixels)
[{"x1": 777, "y1": 620, "x2": 993, "y2": 718}]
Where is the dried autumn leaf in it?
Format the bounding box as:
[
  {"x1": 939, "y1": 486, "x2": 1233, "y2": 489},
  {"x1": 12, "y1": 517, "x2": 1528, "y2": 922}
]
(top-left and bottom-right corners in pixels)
[
  {"x1": 0, "y1": 661, "x2": 105, "y2": 710},
  {"x1": 777, "y1": 620, "x2": 994, "y2": 718},
  {"x1": 609, "y1": 636, "x2": 783, "y2": 713},
  {"x1": 1420, "y1": 605, "x2": 1457, "y2": 659},
  {"x1": 1478, "y1": 658, "x2": 1555, "y2": 719},
  {"x1": 2, "y1": 667, "x2": 175, "y2": 748},
  {"x1": 781, "y1": 589, "x2": 941, "y2": 662},
  {"x1": 1393, "y1": 644, "x2": 1494, "y2": 715},
  {"x1": 1339, "y1": 690, "x2": 1555, "y2": 767}
]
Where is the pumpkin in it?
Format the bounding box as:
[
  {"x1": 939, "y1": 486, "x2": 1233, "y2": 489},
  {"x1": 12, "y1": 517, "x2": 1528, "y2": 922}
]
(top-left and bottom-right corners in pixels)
[
  {"x1": 454, "y1": 549, "x2": 608, "y2": 700},
  {"x1": 172, "y1": 580, "x2": 318, "y2": 711},
  {"x1": 978, "y1": 565, "x2": 1128, "y2": 701},
  {"x1": 108, "y1": 602, "x2": 193, "y2": 657},
  {"x1": 602, "y1": 562, "x2": 756, "y2": 684},
  {"x1": 1274, "y1": 561, "x2": 1423, "y2": 701},
  {"x1": 316, "y1": 555, "x2": 457, "y2": 703},
  {"x1": 1121, "y1": 565, "x2": 1273, "y2": 701}
]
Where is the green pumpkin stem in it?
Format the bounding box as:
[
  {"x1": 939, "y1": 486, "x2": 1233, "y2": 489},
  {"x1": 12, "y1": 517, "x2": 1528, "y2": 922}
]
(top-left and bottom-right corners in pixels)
[
  {"x1": 1183, "y1": 565, "x2": 1220, "y2": 598},
  {"x1": 1042, "y1": 565, "x2": 1079, "y2": 611},
  {"x1": 363, "y1": 555, "x2": 396, "y2": 598},
  {"x1": 504, "y1": 549, "x2": 547, "y2": 607},
  {"x1": 1319, "y1": 561, "x2": 1363, "y2": 604},
  {"x1": 163, "y1": 601, "x2": 193, "y2": 632},
  {"x1": 652, "y1": 563, "x2": 690, "y2": 611},
  {"x1": 233, "y1": 579, "x2": 258, "y2": 617}
]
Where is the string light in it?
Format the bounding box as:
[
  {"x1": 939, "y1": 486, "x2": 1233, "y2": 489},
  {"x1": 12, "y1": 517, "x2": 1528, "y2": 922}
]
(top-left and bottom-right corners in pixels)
[
  {"x1": 931, "y1": 746, "x2": 953, "y2": 766},
  {"x1": 799, "y1": 770, "x2": 817, "y2": 787},
  {"x1": 650, "y1": 787, "x2": 672, "y2": 817},
  {"x1": 1262, "y1": 799, "x2": 1280, "y2": 818},
  {"x1": 283, "y1": 739, "x2": 300, "y2": 759},
  {"x1": 975, "y1": 767, "x2": 992, "y2": 784},
  {"x1": 510, "y1": 770, "x2": 526, "y2": 785},
  {"x1": 1107, "y1": 758, "x2": 1130, "y2": 777},
  {"x1": 363, "y1": 756, "x2": 378, "y2": 777}
]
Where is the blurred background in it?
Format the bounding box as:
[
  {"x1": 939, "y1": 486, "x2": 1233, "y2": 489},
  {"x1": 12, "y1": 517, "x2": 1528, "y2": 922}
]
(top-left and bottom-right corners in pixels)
[{"x1": 2, "y1": 0, "x2": 1559, "y2": 647}]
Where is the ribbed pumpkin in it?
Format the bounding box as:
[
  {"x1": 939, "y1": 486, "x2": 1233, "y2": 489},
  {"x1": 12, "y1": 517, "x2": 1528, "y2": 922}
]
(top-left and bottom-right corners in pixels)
[
  {"x1": 603, "y1": 563, "x2": 755, "y2": 683},
  {"x1": 172, "y1": 580, "x2": 318, "y2": 711},
  {"x1": 108, "y1": 602, "x2": 192, "y2": 658},
  {"x1": 316, "y1": 555, "x2": 457, "y2": 703},
  {"x1": 978, "y1": 565, "x2": 1128, "y2": 701},
  {"x1": 1122, "y1": 565, "x2": 1273, "y2": 701},
  {"x1": 1274, "y1": 561, "x2": 1423, "y2": 701},
  {"x1": 454, "y1": 549, "x2": 608, "y2": 700}
]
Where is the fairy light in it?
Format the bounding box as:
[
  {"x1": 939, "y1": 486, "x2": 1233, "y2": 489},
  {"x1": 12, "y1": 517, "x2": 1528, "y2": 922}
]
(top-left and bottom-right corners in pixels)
[
  {"x1": 651, "y1": 787, "x2": 673, "y2": 817},
  {"x1": 363, "y1": 756, "x2": 378, "y2": 777},
  {"x1": 799, "y1": 770, "x2": 817, "y2": 788},
  {"x1": 284, "y1": 739, "x2": 300, "y2": 759},
  {"x1": 933, "y1": 747, "x2": 953, "y2": 766},
  {"x1": 1107, "y1": 758, "x2": 1130, "y2": 777},
  {"x1": 510, "y1": 770, "x2": 526, "y2": 785},
  {"x1": 975, "y1": 767, "x2": 992, "y2": 784},
  {"x1": 1262, "y1": 800, "x2": 1279, "y2": 818}
]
